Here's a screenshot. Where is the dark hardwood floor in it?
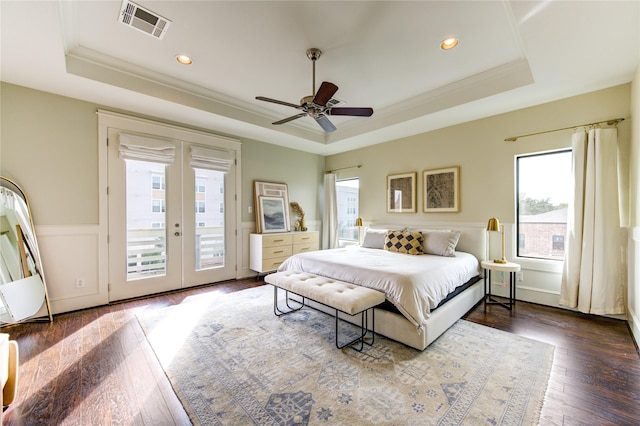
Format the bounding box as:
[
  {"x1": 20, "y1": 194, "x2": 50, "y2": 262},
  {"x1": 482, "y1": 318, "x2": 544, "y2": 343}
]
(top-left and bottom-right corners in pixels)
[{"x1": 1, "y1": 279, "x2": 639, "y2": 425}]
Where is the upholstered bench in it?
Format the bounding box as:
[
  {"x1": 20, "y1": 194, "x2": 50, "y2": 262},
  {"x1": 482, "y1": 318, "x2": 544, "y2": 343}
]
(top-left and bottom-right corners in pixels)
[{"x1": 265, "y1": 271, "x2": 385, "y2": 351}]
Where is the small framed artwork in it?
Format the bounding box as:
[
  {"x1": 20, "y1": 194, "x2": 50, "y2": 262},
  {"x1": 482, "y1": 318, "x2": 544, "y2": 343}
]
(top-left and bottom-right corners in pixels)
[
  {"x1": 387, "y1": 172, "x2": 417, "y2": 213},
  {"x1": 423, "y1": 166, "x2": 460, "y2": 212},
  {"x1": 254, "y1": 180, "x2": 290, "y2": 232},
  {"x1": 258, "y1": 196, "x2": 288, "y2": 233}
]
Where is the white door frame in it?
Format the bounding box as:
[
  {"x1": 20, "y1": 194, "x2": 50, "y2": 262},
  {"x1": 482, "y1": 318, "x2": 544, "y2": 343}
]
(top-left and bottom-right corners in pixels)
[{"x1": 98, "y1": 110, "x2": 241, "y2": 301}]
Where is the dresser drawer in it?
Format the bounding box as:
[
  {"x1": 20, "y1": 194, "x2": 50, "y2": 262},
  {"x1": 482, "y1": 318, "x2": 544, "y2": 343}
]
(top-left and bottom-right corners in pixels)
[
  {"x1": 262, "y1": 234, "x2": 293, "y2": 247},
  {"x1": 293, "y1": 232, "x2": 318, "y2": 245},
  {"x1": 263, "y1": 245, "x2": 293, "y2": 259},
  {"x1": 293, "y1": 243, "x2": 316, "y2": 255},
  {"x1": 261, "y1": 256, "x2": 289, "y2": 272}
]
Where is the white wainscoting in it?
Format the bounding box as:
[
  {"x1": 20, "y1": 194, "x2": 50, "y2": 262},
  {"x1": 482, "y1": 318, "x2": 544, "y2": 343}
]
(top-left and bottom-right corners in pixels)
[
  {"x1": 629, "y1": 227, "x2": 640, "y2": 347},
  {"x1": 35, "y1": 225, "x2": 108, "y2": 315}
]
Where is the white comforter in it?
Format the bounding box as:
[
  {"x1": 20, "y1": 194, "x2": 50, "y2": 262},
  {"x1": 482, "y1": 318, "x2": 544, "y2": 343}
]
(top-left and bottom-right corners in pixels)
[{"x1": 277, "y1": 247, "x2": 480, "y2": 332}]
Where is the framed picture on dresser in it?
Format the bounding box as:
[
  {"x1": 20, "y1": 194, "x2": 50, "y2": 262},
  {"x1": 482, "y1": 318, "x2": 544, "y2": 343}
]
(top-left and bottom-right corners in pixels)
[
  {"x1": 254, "y1": 181, "x2": 290, "y2": 232},
  {"x1": 258, "y1": 196, "x2": 288, "y2": 233}
]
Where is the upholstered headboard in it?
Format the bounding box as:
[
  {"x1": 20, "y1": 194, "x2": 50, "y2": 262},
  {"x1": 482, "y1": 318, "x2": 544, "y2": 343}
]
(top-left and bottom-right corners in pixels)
[{"x1": 367, "y1": 222, "x2": 487, "y2": 263}]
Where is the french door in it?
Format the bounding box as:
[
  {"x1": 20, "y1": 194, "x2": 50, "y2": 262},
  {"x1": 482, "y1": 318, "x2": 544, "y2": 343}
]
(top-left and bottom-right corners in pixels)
[{"x1": 107, "y1": 128, "x2": 237, "y2": 301}]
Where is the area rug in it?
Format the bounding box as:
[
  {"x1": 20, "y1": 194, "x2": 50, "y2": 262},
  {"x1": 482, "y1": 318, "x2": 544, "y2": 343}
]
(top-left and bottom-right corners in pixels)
[{"x1": 136, "y1": 285, "x2": 554, "y2": 425}]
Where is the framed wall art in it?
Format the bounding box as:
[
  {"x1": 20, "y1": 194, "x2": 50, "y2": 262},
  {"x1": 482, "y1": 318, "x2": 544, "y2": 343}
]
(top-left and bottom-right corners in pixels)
[
  {"x1": 387, "y1": 172, "x2": 417, "y2": 213},
  {"x1": 258, "y1": 196, "x2": 288, "y2": 233},
  {"x1": 423, "y1": 166, "x2": 460, "y2": 212},
  {"x1": 254, "y1": 180, "x2": 290, "y2": 232}
]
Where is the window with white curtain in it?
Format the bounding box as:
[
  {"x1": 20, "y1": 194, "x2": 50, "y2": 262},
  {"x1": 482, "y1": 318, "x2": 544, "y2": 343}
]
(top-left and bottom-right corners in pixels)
[
  {"x1": 516, "y1": 149, "x2": 572, "y2": 260},
  {"x1": 336, "y1": 178, "x2": 359, "y2": 242}
]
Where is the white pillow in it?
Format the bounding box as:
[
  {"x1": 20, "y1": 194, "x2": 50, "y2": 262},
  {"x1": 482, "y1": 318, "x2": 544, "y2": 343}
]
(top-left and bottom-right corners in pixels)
[
  {"x1": 361, "y1": 227, "x2": 388, "y2": 249},
  {"x1": 423, "y1": 230, "x2": 461, "y2": 257}
]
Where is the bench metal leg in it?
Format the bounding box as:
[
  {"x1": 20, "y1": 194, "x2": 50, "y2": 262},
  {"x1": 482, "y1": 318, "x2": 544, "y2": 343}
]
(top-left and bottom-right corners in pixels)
[
  {"x1": 335, "y1": 308, "x2": 376, "y2": 352},
  {"x1": 273, "y1": 286, "x2": 305, "y2": 317}
]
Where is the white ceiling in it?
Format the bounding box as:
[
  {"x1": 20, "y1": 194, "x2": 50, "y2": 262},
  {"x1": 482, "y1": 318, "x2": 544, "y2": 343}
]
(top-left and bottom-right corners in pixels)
[{"x1": 1, "y1": 1, "x2": 638, "y2": 155}]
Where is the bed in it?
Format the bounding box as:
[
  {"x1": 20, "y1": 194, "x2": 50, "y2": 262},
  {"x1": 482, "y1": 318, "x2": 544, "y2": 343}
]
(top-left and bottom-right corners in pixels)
[{"x1": 276, "y1": 223, "x2": 486, "y2": 350}]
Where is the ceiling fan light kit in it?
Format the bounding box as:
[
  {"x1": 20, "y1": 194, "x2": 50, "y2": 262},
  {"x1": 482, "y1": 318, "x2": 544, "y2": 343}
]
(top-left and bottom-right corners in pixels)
[{"x1": 256, "y1": 48, "x2": 374, "y2": 133}]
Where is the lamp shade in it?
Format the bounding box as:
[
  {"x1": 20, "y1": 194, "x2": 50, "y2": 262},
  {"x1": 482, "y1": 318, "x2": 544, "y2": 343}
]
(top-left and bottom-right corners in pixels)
[
  {"x1": 487, "y1": 217, "x2": 500, "y2": 232},
  {"x1": 355, "y1": 217, "x2": 363, "y2": 227}
]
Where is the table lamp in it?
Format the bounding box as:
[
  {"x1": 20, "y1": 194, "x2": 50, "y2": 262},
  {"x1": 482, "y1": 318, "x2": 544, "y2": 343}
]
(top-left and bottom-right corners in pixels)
[
  {"x1": 355, "y1": 217, "x2": 363, "y2": 244},
  {"x1": 487, "y1": 217, "x2": 507, "y2": 264}
]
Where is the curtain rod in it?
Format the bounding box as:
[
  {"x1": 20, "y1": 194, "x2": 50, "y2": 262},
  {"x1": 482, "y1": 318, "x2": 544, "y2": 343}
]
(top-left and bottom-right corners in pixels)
[
  {"x1": 504, "y1": 118, "x2": 625, "y2": 142},
  {"x1": 325, "y1": 165, "x2": 362, "y2": 174}
]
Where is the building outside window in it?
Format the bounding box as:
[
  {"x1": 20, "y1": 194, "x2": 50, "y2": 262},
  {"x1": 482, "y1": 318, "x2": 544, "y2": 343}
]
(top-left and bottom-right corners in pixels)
[{"x1": 516, "y1": 149, "x2": 572, "y2": 260}]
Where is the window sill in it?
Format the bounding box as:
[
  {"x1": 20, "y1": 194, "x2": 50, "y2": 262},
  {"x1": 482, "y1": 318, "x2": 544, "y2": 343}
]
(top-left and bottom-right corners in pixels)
[{"x1": 513, "y1": 256, "x2": 563, "y2": 273}]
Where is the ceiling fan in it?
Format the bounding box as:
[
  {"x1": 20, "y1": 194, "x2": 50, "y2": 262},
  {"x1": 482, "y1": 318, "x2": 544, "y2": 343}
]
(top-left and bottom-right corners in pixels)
[{"x1": 256, "y1": 48, "x2": 374, "y2": 133}]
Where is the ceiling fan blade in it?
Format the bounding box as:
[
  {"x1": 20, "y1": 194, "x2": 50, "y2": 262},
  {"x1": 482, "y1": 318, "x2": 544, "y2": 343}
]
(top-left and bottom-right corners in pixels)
[
  {"x1": 273, "y1": 113, "x2": 307, "y2": 125},
  {"x1": 312, "y1": 81, "x2": 339, "y2": 107},
  {"x1": 328, "y1": 107, "x2": 374, "y2": 117},
  {"x1": 315, "y1": 114, "x2": 337, "y2": 133},
  {"x1": 256, "y1": 96, "x2": 301, "y2": 109}
]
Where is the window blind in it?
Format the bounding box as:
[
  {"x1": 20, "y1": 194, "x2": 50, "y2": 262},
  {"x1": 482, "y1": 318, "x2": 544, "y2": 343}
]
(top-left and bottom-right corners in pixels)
[
  {"x1": 118, "y1": 133, "x2": 176, "y2": 164},
  {"x1": 189, "y1": 146, "x2": 234, "y2": 172}
]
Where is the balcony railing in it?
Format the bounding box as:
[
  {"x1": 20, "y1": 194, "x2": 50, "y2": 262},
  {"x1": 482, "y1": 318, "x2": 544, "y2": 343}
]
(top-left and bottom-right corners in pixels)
[{"x1": 127, "y1": 227, "x2": 225, "y2": 280}]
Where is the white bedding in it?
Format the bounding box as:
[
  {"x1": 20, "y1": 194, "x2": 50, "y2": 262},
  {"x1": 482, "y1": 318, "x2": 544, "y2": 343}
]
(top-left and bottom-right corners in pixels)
[{"x1": 277, "y1": 246, "x2": 480, "y2": 332}]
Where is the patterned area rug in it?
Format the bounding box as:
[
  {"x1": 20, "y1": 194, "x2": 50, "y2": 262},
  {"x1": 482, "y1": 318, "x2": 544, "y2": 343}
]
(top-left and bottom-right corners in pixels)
[{"x1": 136, "y1": 285, "x2": 554, "y2": 425}]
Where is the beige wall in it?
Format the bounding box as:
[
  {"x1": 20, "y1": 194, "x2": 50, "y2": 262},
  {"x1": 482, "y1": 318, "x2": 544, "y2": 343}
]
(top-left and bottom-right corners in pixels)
[
  {"x1": 0, "y1": 82, "x2": 324, "y2": 228},
  {"x1": 326, "y1": 84, "x2": 631, "y2": 226},
  {"x1": 1, "y1": 83, "x2": 99, "y2": 225},
  {"x1": 241, "y1": 138, "x2": 325, "y2": 227}
]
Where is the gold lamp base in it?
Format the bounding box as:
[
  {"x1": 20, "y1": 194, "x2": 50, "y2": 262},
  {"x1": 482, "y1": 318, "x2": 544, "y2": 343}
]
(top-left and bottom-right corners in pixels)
[{"x1": 493, "y1": 258, "x2": 508, "y2": 264}]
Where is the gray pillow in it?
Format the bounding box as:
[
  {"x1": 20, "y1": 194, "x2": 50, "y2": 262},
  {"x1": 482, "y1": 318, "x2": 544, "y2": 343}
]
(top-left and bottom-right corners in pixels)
[
  {"x1": 423, "y1": 230, "x2": 461, "y2": 257},
  {"x1": 361, "y1": 228, "x2": 388, "y2": 249}
]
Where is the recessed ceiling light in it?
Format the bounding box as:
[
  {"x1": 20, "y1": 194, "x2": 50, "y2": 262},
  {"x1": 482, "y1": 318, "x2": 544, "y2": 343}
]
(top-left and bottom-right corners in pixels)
[
  {"x1": 176, "y1": 54, "x2": 193, "y2": 65},
  {"x1": 440, "y1": 37, "x2": 459, "y2": 50}
]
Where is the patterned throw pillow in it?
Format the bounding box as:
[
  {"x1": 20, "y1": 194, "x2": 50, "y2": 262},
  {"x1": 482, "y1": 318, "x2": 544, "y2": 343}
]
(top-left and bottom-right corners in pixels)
[{"x1": 384, "y1": 230, "x2": 424, "y2": 255}]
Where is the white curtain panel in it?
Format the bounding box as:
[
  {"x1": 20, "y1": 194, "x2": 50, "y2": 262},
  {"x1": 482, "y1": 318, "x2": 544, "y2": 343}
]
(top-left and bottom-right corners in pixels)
[
  {"x1": 322, "y1": 173, "x2": 338, "y2": 249},
  {"x1": 560, "y1": 128, "x2": 625, "y2": 314}
]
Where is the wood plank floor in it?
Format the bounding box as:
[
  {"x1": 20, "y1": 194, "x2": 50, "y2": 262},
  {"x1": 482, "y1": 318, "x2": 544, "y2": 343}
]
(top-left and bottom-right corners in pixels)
[{"x1": 1, "y1": 279, "x2": 639, "y2": 425}]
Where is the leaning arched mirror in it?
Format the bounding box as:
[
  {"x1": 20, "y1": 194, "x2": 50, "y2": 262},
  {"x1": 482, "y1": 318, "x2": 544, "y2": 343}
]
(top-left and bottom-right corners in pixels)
[{"x1": 0, "y1": 176, "x2": 52, "y2": 324}]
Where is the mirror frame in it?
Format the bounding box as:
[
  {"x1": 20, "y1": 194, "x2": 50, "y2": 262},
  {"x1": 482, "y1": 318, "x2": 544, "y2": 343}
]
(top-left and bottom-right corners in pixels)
[{"x1": 0, "y1": 176, "x2": 53, "y2": 324}]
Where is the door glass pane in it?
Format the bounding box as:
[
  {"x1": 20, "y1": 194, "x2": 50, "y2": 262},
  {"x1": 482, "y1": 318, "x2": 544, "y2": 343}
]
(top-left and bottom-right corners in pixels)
[
  {"x1": 126, "y1": 160, "x2": 167, "y2": 280},
  {"x1": 336, "y1": 178, "x2": 359, "y2": 242},
  {"x1": 194, "y1": 168, "x2": 225, "y2": 270}
]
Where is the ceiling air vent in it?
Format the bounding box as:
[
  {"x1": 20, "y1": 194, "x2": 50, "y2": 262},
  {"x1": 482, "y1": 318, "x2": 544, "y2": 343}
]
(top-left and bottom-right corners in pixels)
[
  {"x1": 119, "y1": 1, "x2": 171, "y2": 40},
  {"x1": 326, "y1": 98, "x2": 344, "y2": 108}
]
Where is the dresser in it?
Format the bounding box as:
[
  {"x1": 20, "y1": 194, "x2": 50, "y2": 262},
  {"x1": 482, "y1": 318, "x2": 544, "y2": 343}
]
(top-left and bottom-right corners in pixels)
[{"x1": 250, "y1": 231, "x2": 319, "y2": 273}]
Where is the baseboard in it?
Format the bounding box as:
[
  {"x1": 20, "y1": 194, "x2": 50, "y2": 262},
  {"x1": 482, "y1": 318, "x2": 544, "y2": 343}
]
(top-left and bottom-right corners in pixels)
[{"x1": 628, "y1": 305, "x2": 640, "y2": 348}]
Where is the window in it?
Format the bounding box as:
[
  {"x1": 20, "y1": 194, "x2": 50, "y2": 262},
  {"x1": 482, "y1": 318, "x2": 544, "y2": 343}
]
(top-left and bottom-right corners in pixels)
[
  {"x1": 552, "y1": 235, "x2": 565, "y2": 251},
  {"x1": 196, "y1": 201, "x2": 205, "y2": 213},
  {"x1": 336, "y1": 178, "x2": 359, "y2": 242},
  {"x1": 516, "y1": 149, "x2": 572, "y2": 260},
  {"x1": 195, "y1": 178, "x2": 206, "y2": 193},
  {"x1": 152, "y1": 174, "x2": 165, "y2": 190},
  {"x1": 152, "y1": 199, "x2": 165, "y2": 213}
]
